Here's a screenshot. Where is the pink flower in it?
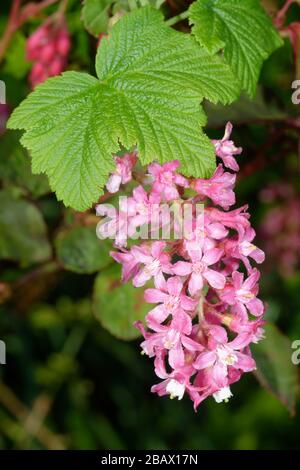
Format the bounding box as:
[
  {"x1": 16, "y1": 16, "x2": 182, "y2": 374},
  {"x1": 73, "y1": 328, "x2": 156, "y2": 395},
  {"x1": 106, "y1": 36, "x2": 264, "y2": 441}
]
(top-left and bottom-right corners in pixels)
[
  {"x1": 97, "y1": 187, "x2": 161, "y2": 247},
  {"x1": 96, "y1": 199, "x2": 137, "y2": 247},
  {"x1": 220, "y1": 269, "x2": 264, "y2": 317},
  {"x1": 230, "y1": 316, "x2": 265, "y2": 346},
  {"x1": 148, "y1": 161, "x2": 188, "y2": 201},
  {"x1": 130, "y1": 242, "x2": 172, "y2": 287},
  {"x1": 183, "y1": 211, "x2": 228, "y2": 250},
  {"x1": 150, "y1": 350, "x2": 203, "y2": 408},
  {"x1": 172, "y1": 247, "x2": 226, "y2": 295},
  {"x1": 144, "y1": 276, "x2": 197, "y2": 324},
  {"x1": 207, "y1": 206, "x2": 251, "y2": 239},
  {"x1": 194, "y1": 325, "x2": 256, "y2": 394},
  {"x1": 193, "y1": 165, "x2": 236, "y2": 210},
  {"x1": 128, "y1": 185, "x2": 161, "y2": 230},
  {"x1": 182, "y1": 213, "x2": 229, "y2": 255},
  {"x1": 106, "y1": 153, "x2": 137, "y2": 193},
  {"x1": 212, "y1": 122, "x2": 242, "y2": 172},
  {"x1": 223, "y1": 227, "x2": 265, "y2": 273},
  {"x1": 110, "y1": 249, "x2": 140, "y2": 283},
  {"x1": 135, "y1": 310, "x2": 202, "y2": 369},
  {"x1": 204, "y1": 218, "x2": 229, "y2": 240}
]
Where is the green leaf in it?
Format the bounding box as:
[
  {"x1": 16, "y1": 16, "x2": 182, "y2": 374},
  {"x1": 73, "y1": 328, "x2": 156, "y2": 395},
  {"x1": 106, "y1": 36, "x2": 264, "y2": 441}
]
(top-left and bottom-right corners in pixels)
[
  {"x1": 81, "y1": 0, "x2": 113, "y2": 37},
  {"x1": 93, "y1": 264, "x2": 148, "y2": 340},
  {"x1": 8, "y1": 6, "x2": 240, "y2": 211},
  {"x1": 0, "y1": 131, "x2": 50, "y2": 197},
  {"x1": 0, "y1": 190, "x2": 52, "y2": 265},
  {"x1": 205, "y1": 88, "x2": 287, "y2": 128},
  {"x1": 8, "y1": 72, "x2": 118, "y2": 211},
  {"x1": 189, "y1": 0, "x2": 283, "y2": 96},
  {"x1": 252, "y1": 324, "x2": 299, "y2": 415},
  {"x1": 55, "y1": 226, "x2": 112, "y2": 274},
  {"x1": 3, "y1": 31, "x2": 31, "y2": 79}
]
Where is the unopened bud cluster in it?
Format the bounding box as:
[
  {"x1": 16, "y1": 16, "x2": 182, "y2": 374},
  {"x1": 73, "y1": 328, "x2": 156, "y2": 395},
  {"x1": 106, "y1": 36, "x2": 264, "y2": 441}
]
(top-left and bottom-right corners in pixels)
[{"x1": 26, "y1": 20, "x2": 70, "y2": 88}]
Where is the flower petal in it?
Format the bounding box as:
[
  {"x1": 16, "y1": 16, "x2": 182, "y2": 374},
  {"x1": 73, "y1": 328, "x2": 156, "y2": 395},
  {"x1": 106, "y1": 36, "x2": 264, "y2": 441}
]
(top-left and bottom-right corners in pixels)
[
  {"x1": 144, "y1": 288, "x2": 167, "y2": 304},
  {"x1": 204, "y1": 269, "x2": 226, "y2": 289},
  {"x1": 247, "y1": 297, "x2": 264, "y2": 316},
  {"x1": 169, "y1": 342, "x2": 185, "y2": 369},
  {"x1": 188, "y1": 272, "x2": 203, "y2": 296},
  {"x1": 194, "y1": 351, "x2": 216, "y2": 370},
  {"x1": 167, "y1": 276, "x2": 183, "y2": 296},
  {"x1": 133, "y1": 268, "x2": 152, "y2": 287},
  {"x1": 203, "y1": 248, "x2": 223, "y2": 266},
  {"x1": 172, "y1": 261, "x2": 192, "y2": 276},
  {"x1": 147, "y1": 305, "x2": 169, "y2": 325}
]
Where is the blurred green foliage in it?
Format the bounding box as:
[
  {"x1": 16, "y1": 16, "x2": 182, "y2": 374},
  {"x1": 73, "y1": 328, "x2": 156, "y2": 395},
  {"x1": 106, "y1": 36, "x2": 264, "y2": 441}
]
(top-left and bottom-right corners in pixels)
[{"x1": 0, "y1": 0, "x2": 300, "y2": 450}]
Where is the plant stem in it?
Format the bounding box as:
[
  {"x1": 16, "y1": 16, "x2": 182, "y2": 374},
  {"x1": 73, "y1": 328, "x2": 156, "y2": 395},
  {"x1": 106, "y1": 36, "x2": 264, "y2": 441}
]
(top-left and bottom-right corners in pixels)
[
  {"x1": 19, "y1": 0, "x2": 58, "y2": 23},
  {"x1": 275, "y1": 0, "x2": 298, "y2": 28},
  {"x1": 165, "y1": 10, "x2": 189, "y2": 27},
  {"x1": 0, "y1": 382, "x2": 66, "y2": 449},
  {"x1": 0, "y1": 0, "x2": 21, "y2": 63},
  {"x1": 0, "y1": 0, "x2": 59, "y2": 64},
  {"x1": 57, "y1": 0, "x2": 69, "y2": 18},
  {"x1": 198, "y1": 294, "x2": 204, "y2": 322}
]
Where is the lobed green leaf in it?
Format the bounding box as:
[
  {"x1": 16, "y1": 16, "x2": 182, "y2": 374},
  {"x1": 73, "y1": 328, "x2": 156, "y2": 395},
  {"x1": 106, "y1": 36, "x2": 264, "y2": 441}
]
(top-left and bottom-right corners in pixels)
[
  {"x1": 8, "y1": 6, "x2": 240, "y2": 210},
  {"x1": 189, "y1": 0, "x2": 283, "y2": 96}
]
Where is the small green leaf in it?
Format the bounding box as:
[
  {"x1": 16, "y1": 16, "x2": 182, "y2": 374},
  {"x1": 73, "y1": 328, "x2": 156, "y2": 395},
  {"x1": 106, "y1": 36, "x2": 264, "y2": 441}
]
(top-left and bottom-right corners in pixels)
[
  {"x1": 55, "y1": 226, "x2": 112, "y2": 274},
  {"x1": 189, "y1": 0, "x2": 283, "y2": 96},
  {"x1": 0, "y1": 190, "x2": 52, "y2": 265},
  {"x1": 252, "y1": 324, "x2": 299, "y2": 415},
  {"x1": 81, "y1": 0, "x2": 113, "y2": 36},
  {"x1": 4, "y1": 31, "x2": 31, "y2": 79},
  {"x1": 8, "y1": 6, "x2": 240, "y2": 211},
  {"x1": 93, "y1": 264, "x2": 148, "y2": 340}
]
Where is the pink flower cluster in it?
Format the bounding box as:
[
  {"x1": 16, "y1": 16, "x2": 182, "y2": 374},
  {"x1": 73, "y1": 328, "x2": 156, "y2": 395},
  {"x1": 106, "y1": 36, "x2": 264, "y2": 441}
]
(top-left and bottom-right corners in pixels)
[
  {"x1": 26, "y1": 20, "x2": 70, "y2": 88},
  {"x1": 97, "y1": 123, "x2": 266, "y2": 409},
  {"x1": 260, "y1": 182, "x2": 300, "y2": 277}
]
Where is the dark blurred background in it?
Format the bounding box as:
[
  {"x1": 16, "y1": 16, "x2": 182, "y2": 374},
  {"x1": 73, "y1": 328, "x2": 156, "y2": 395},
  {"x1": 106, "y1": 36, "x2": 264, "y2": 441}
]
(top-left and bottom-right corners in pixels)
[{"x1": 0, "y1": 0, "x2": 300, "y2": 450}]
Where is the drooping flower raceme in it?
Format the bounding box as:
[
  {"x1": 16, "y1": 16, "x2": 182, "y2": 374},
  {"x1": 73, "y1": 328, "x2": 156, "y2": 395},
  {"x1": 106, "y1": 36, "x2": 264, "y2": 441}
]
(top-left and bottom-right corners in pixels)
[
  {"x1": 26, "y1": 19, "x2": 70, "y2": 88},
  {"x1": 96, "y1": 123, "x2": 265, "y2": 410}
]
